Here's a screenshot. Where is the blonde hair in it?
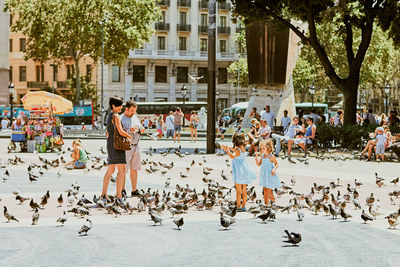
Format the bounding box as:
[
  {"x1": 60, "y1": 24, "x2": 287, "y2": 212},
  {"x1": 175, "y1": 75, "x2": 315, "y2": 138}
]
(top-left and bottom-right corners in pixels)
[
  {"x1": 72, "y1": 139, "x2": 82, "y2": 147},
  {"x1": 259, "y1": 139, "x2": 274, "y2": 153}
]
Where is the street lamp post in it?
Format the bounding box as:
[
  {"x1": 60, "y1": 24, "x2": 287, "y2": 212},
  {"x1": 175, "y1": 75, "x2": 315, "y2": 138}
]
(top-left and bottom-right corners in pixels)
[
  {"x1": 50, "y1": 63, "x2": 56, "y2": 94},
  {"x1": 216, "y1": 91, "x2": 220, "y2": 114},
  {"x1": 181, "y1": 85, "x2": 187, "y2": 127},
  {"x1": 309, "y1": 85, "x2": 316, "y2": 109},
  {"x1": 100, "y1": 20, "x2": 105, "y2": 130},
  {"x1": 8, "y1": 82, "x2": 14, "y2": 120},
  {"x1": 236, "y1": 67, "x2": 240, "y2": 102},
  {"x1": 384, "y1": 84, "x2": 391, "y2": 115}
]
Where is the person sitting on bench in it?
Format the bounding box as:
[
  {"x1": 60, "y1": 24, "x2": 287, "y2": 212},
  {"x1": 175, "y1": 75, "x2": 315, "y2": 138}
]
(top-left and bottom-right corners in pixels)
[
  {"x1": 287, "y1": 117, "x2": 316, "y2": 155},
  {"x1": 65, "y1": 139, "x2": 87, "y2": 169},
  {"x1": 271, "y1": 116, "x2": 303, "y2": 156}
]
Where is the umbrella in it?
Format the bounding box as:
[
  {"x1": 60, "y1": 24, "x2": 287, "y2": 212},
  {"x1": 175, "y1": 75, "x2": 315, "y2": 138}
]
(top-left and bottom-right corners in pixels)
[{"x1": 21, "y1": 91, "x2": 73, "y2": 115}]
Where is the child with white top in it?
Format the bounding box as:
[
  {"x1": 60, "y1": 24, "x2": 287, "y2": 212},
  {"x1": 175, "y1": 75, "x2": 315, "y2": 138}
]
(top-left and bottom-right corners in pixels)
[{"x1": 375, "y1": 127, "x2": 387, "y2": 161}]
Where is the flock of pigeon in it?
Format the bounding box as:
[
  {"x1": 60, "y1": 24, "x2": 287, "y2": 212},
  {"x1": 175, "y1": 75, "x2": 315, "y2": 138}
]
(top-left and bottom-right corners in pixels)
[{"x1": 1, "y1": 145, "x2": 400, "y2": 246}]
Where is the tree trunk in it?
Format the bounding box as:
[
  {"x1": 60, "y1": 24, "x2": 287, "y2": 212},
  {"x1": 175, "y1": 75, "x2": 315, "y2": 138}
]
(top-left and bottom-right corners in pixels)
[
  {"x1": 74, "y1": 57, "x2": 81, "y2": 104},
  {"x1": 342, "y1": 79, "x2": 358, "y2": 125}
]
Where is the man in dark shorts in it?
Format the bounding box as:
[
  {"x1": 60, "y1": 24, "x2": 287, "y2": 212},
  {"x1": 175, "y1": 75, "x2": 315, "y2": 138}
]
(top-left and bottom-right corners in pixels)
[{"x1": 173, "y1": 107, "x2": 184, "y2": 143}]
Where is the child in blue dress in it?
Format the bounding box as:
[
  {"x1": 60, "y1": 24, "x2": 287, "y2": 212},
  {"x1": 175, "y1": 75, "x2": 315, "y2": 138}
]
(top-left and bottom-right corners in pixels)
[
  {"x1": 222, "y1": 133, "x2": 257, "y2": 211},
  {"x1": 255, "y1": 139, "x2": 280, "y2": 205}
]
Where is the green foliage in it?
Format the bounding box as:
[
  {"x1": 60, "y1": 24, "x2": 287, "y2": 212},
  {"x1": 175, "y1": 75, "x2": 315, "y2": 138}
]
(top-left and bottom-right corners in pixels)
[
  {"x1": 67, "y1": 76, "x2": 100, "y2": 116},
  {"x1": 316, "y1": 124, "x2": 400, "y2": 149},
  {"x1": 232, "y1": 0, "x2": 400, "y2": 125},
  {"x1": 5, "y1": 0, "x2": 160, "y2": 102},
  {"x1": 228, "y1": 57, "x2": 249, "y2": 88}
]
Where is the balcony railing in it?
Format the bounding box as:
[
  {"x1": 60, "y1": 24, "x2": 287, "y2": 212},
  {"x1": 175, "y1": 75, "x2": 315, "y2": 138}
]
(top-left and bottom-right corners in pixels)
[
  {"x1": 177, "y1": 24, "x2": 191, "y2": 32},
  {"x1": 200, "y1": 51, "x2": 208, "y2": 57},
  {"x1": 179, "y1": 51, "x2": 195, "y2": 57},
  {"x1": 57, "y1": 81, "x2": 69, "y2": 88},
  {"x1": 236, "y1": 26, "x2": 244, "y2": 33},
  {"x1": 155, "y1": 22, "x2": 170, "y2": 31},
  {"x1": 218, "y1": 2, "x2": 231, "y2": 10},
  {"x1": 27, "y1": 81, "x2": 49, "y2": 89},
  {"x1": 134, "y1": 49, "x2": 152, "y2": 55},
  {"x1": 157, "y1": 50, "x2": 174, "y2": 56},
  {"x1": 157, "y1": 0, "x2": 170, "y2": 6},
  {"x1": 199, "y1": 0, "x2": 208, "y2": 9},
  {"x1": 218, "y1": 26, "x2": 230, "y2": 34},
  {"x1": 220, "y1": 52, "x2": 234, "y2": 58},
  {"x1": 198, "y1": 25, "x2": 208, "y2": 34},
  {"x1": 177, "y1": 0, "x2": 191, "y2": 7}
]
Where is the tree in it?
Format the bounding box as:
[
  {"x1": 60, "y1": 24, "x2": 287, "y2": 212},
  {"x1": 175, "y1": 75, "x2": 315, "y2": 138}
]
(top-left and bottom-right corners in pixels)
[
  {"x1": 5, "y1": 0, "x2": 160, "y2": 103},
  {"x1": 293, "y1": 22, "x2": 400, "y2": 109},
  {"x1": 228, "y1": 28, "x2": 249, "y2": 88},
  {"x1": 232, "y1": 0, "x2": 400, "y2": 125}
]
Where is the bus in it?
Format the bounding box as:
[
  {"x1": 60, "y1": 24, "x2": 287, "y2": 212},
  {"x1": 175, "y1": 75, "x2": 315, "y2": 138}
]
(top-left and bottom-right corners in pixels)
[
  {"x1": 295, "y1": 103, "x2": 330, "y2": 122},
  {"x1": 136, "y1": 101, "x2": 207, "y2": 126},
  {"x1": 0, "y1": 106, "x2": 93, "y2": 126}
]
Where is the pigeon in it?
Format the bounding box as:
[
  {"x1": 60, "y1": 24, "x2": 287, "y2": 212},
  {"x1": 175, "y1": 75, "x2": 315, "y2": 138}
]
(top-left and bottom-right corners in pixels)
[
  {"x1": 3, "y1": 206, "x2": 19, "y2": 222},
  {"x1": 56, "y1": 211, "x2": 68, "y2": 226},
  {"x1": 257, "y1": 211, "x2": 271, "y2": 223},
  {"x1": 387, "y1": 217, "x2": 398, "y2": 229},
  {"x1": 78, "y1": 219, "x2": 92, "y2": 236},
  {"x1": 173, "y1": 217, "x2": 184, "y2": 230},
  {"x1": 188, "y1": 73, "x2": 204, "y2": 84},
  {"x1": 390, "y1": 177, "x2": 399, "y2": 186},
  {"x1": 328, "y1": 204, "x2": 338, "y2": 219},
  {"x1": 340, "y1": 208, "x2": 352, "y2": 221},
  {"x1": 297, "y1": 210, "x2": 304, "y2": 221},
  {"x1": 283, "y1": 230, "x2": 302, "y2": 246},
  {"x1": 32, "y1": 208, "x2": 40, "y2": 225},
  {"x1": 16, "y1": 195, "x2": 29, "y2": 204},
  {"x1": 361, "y1": 210, "x2": 373, "y2": 224},
  {"x1": 221, "y1": 170, "x2": 228, "y2": 181},
  {"x1": 220, "y1": 213, "x2": 235, "y2": 230},
  {"x1": 57, "y1": 194, "x2": 63, "y2": 207},
  {"x1": 30, "y1": 199, "x2": 40, "y2": 210},
  {"x1": 150, "y1": 212, "x2": 163, "y2": 226},
  {"x1": 180, "y1": 172, "x2": 188, "y2": 179}
]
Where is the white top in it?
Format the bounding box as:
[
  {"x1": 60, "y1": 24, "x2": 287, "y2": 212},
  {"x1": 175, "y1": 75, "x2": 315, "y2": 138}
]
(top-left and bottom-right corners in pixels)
[
  {"x1": 260, "y1": 111, "x2": 276, "y2": 127},
  {"x1": 1, "y1": 119, "x2": 8, "y2": 130},
  {"x1": 165, "y1": 115, "x2": 175, "y2": 130},
  {"x1": 376, "y1": 134, "x2": 387, "y2": 146},
  {"x1": 281, "y1": 116, "x2": 291, "y2": 130}
]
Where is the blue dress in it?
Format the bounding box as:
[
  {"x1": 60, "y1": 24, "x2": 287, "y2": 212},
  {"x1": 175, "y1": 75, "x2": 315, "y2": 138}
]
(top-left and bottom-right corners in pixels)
[
  {"x1": 232, "y1": 150, "x2": 257, "y2": 185},
  {"x1": 259, "y1": 154, "x2": 281, "y2": 189}
]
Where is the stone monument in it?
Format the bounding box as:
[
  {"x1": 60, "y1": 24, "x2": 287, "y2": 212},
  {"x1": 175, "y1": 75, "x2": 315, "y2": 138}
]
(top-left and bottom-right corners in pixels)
[
  {"x1": 242, "y1": 22, "x2": 303, "y2": 128},
  {"x1": 198, "y1": 106, "x2": 207, "y2": 130}
]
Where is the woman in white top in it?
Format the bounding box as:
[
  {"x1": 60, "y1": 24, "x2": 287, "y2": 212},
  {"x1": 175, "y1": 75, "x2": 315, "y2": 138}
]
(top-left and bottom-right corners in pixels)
[{"x1": 189, "y1": 111, "x2": 199, "y2": 142}]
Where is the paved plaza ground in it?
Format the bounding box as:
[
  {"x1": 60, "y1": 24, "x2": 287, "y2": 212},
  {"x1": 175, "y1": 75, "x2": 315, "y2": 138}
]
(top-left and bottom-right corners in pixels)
[{"x1": 0, "y1": 138, "x2": 400, "y2": 266}]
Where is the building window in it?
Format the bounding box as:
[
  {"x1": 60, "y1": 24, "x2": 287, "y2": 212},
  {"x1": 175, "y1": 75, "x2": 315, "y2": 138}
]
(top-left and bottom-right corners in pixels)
[
  {"x1": 10, "y1": 14, "x2": 12, "y2": 26},
  {"x1": 112, "y1": 65, "x2": 121, "y2": 82},
  {"x1": 200, "y1": 38, "x2": 207, "y2": 52},
  {"x1": 19, "y1": 38, "x2": 26, "y2": 52},
  {"x1": 160, "y1": 11, "x2": 166, "y2": 23},
  {"x1": 67, "y1": 65, "x2": 75, "y2": 80},
  {"x1": 197, "y1": 67, "x2": 208, "y2": 84},
  {"x1": 41, "y1": 65, "x2": 44, "y2": 82},
  {"x1": 219, "y1": 40, "x2": 226, "y2": 52},
  {"x1": 177, "y1": 67, "x2": 188, "y2": 83},
  {"x1": 86, "y1": 65, "x2": 92, "y2": 81},
  {"x1": 218, "y1": 68, "x2": 228, "y2": 84},
  {"x1": 201, "y1": 14, "x2": 207, "y2": 26},
  {"x1": 36, "y1": 65, "x2": 41, "y2": 81},
  {"x1": 220, "y1": 16, "x2": 227, "y2": 27},
  {"x1": 53, "y1": 65, "x2": 58, "y2": 81},
  {"x1": 19, "y1": 66, "x2": 26, "y2": 82},
  {"x1": 9, "y1": 66, "x2": 12, "y2": 82},
  {"x1": 179, "y1": 37, "x2": 187, "y2": 51},
  {"x1": 132, "y1": 65, "x2": 145, "y2": 82},
  {"x1": 155, "y1": 66, "x2": 167, "y2": 83},
  {"x1": 9, "y1": 39, "x2": 12, "y2": 52},
  {"x1": 179, "y1": 11, "x2": 187, "y2": 25},
  {"x1": 158, "y1": 36, "x2": 166, "y2": 50}
]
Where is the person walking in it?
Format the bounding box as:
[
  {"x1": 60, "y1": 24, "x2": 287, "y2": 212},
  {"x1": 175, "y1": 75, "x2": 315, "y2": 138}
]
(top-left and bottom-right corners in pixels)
[
  {"x1": 255, "y1": 140, "x2": 280, "y2": 205},
  {"x1": 101, "y1": 97, "x2": 132, "y2": 202},
  {"x1": 165, "y1": 111, "x2": 175, "y2": 139},
  {"x1": 173, "y1": 107, "x2": 184, "y2": 143},
  {"x1": 222, "y1": 133, "x2": 257, "y2": 212},
  {"x1": 120, "y1": 100, "x2": 144, "y2": 197},
  {"x1": 1, "y1": 117, "x2": 8, "y2": 131},
  {"x1": 189, "y1": 111, "x2": 199, "y2": 142}
]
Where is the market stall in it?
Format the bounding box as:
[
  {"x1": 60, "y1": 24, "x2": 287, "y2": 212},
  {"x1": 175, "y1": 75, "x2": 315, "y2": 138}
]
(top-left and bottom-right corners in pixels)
[{"x1": 9, "y1": 91, "x2": 72, "y2": 153}]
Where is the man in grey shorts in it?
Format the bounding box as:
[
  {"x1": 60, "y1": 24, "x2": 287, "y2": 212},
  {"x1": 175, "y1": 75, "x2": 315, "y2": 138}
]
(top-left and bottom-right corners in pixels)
[{"x1": 120, "y1": 100, "x2": 145, "y2": 197}]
